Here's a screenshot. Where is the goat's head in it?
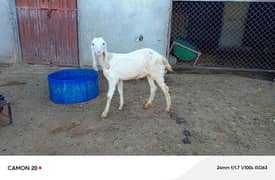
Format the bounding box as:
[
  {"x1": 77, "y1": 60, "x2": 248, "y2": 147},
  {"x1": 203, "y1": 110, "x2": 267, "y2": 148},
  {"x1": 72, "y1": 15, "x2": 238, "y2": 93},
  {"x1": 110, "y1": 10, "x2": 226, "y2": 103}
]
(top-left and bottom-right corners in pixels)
[
  {"x1": 91, "y1": 37, "x2": 110, "y2": 70},
  {"x1": 91, "y1": 37, "x2": 107, "y2": 57}
]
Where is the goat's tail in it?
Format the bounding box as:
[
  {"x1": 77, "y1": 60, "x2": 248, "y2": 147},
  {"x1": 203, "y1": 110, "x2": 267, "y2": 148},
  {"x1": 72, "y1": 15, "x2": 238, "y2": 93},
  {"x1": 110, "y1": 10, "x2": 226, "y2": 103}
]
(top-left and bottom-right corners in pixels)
[{"x1": 162, "y1": 57, "x2": 173, "y2": 72}]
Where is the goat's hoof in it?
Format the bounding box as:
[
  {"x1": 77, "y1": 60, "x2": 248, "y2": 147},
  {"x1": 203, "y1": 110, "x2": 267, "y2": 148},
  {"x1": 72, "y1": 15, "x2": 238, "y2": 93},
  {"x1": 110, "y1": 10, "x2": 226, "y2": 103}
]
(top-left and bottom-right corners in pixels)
[
  {"x1": 101, "y1": 112, "x2": 108, "y2": 118},
  {"x1": 143, "y1": 103, "x2": 152, "y2": 110},
  {"x1": 165, "y1": 107, "x2": 171, "y2": 112}
]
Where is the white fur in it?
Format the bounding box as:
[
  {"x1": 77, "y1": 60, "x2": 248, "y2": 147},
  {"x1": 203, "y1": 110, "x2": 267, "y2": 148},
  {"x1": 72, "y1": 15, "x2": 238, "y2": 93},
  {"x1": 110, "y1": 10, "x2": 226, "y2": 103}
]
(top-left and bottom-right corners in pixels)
[{"x1": 91, "y1": 37, "x2": 172, "y2": 118}]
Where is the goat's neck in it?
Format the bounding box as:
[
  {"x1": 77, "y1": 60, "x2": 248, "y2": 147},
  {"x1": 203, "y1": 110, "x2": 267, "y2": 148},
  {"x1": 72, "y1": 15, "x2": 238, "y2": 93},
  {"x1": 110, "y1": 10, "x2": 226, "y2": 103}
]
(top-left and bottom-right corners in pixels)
[{"x1": 98, "y1": 52, "x2": 112, "y2": 70}]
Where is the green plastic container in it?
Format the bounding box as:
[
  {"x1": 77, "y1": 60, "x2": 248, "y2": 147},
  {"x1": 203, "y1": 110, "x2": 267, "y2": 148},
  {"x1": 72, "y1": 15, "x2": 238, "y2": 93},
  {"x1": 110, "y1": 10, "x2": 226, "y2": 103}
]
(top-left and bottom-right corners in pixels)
[{"x1": 173, "y1": 38, "x2": 197, "y2": 61}]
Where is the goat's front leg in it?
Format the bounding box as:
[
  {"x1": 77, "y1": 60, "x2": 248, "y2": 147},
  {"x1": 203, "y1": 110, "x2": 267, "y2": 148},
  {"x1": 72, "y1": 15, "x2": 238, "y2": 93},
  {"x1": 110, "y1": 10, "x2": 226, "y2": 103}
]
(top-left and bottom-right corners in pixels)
[
  {"x1": 117, "y1": 80, "x2": 124, "y2": 110},
  {"x1": 101, "y1": 78, "x2": 118, "y2": 118}
]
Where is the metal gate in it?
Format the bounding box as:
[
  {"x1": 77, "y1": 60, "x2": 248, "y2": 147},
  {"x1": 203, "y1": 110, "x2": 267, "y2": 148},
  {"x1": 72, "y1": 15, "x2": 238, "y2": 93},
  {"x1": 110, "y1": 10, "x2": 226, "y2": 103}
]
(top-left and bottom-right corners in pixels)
[
  {"x1": 16, "y1": 0, "x2": 79, "y2": 66},
  {"x1": 169, "y1": 0, "x2": 275, "y2": 72}
]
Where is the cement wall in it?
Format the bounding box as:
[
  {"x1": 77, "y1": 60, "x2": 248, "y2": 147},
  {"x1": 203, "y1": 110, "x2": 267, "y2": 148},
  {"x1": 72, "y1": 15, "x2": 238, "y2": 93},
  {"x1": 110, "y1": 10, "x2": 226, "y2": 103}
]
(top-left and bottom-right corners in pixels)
[
  {"x1": 77, "y1": 0, "x2": 171, "y2": 66},
  {"x1": 0, "y1": 0, "x2": 20, "y2": 63}
]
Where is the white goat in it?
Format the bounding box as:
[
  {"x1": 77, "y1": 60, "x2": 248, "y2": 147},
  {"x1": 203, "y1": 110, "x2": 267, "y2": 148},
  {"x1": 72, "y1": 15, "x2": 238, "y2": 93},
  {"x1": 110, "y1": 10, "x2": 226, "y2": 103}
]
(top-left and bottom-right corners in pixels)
[{"x1": 91, "y1": 37, "x2": 172, "y2": 118}]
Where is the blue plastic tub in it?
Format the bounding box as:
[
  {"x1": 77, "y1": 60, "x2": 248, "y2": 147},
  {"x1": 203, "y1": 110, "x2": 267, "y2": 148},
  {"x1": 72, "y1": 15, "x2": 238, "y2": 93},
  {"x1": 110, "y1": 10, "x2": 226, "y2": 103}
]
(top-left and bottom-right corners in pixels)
[{"x1": 48, "y1": 69, "x2": 99, "y2": 104}]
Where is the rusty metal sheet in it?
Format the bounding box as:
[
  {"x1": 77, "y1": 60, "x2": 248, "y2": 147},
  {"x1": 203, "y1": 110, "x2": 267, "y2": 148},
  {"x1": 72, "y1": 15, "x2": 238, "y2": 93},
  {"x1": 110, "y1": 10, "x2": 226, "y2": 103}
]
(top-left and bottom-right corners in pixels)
[{"x1": 16, "y1": 0, "x2": 79, "y2": 66}]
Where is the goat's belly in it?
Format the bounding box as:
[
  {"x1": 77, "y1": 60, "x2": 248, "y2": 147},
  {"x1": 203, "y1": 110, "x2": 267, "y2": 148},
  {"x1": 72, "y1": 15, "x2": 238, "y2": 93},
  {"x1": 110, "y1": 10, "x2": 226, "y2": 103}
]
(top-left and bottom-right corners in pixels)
[
  {"x1": 117, "y1": 71, "x2": 147, "y2": 81},
  {"x1": 110, "y1": 57, "x2": 149, "y2": 80},
  {"x1": 121, "y1": 75, "x2": 146, "y2": 81}
]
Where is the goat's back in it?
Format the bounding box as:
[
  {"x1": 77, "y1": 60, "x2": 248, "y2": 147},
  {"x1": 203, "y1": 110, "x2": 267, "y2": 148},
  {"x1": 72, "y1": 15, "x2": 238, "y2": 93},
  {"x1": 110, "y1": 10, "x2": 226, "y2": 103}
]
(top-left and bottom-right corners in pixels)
[{"x1": 107, "y1": 48, "x2": 166, "y2": 80}]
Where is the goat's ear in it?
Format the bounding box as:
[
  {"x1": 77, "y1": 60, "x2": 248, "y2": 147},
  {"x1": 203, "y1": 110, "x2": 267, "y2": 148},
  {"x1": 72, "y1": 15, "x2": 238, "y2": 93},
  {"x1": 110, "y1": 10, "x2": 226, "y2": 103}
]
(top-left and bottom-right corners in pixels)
[
  {"x1": 103, "y1": 42, "x2": 107, "y2": 54},
  {"x1": 91, "y1": 45, "x2": 98, "y2": 71},
  {"x1": 103, "y1": 42, "x2": 110, "y2": 70}
]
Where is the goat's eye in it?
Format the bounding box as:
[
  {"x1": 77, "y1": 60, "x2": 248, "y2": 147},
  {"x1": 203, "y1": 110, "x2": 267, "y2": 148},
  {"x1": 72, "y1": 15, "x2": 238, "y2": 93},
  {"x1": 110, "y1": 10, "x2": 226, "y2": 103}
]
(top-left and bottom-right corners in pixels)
[
  {"x1": 92, "y1": 43, "x2": 95, "y2": 46},
  {"x1": 102, "y1": 42, "x2": 105, "y2": 46}
]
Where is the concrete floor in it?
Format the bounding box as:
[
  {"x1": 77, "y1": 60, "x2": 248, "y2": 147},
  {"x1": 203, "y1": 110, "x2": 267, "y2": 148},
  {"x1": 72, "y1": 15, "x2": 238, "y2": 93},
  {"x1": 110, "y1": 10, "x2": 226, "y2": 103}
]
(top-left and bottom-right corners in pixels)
[{"x1": 0, "y1": 63, "x2": 274, "y2": 155}]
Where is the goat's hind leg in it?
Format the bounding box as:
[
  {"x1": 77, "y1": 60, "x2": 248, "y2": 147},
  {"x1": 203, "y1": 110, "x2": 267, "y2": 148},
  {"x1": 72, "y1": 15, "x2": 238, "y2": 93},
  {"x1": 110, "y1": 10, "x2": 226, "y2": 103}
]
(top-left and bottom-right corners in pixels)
[
  {"x1": 155, "y1": 76, "x2": 171, "y2": 112},
  {"x1": 117, "y1": 80, "x2": 124, "y2": 110},
  {"x1": 102, "y1": 78, "x2": 118, "y2": 118},
  {"x1": 144, "y1": 76, "x2": 157, "y2": 109}
]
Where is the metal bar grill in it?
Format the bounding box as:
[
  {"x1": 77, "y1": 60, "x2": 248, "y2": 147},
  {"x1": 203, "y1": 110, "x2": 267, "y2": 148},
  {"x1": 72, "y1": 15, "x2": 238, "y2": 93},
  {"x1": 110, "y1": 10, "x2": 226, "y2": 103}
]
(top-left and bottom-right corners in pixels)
[{"x1": 170, "y1": 1, "x2": 275, "y2": 71}]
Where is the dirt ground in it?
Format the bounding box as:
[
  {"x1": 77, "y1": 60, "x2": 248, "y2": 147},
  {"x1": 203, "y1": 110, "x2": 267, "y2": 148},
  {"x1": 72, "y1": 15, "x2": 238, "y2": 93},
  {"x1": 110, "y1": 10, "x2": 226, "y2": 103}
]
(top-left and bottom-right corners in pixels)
[{"x1": 0, "y1": 63, "x2": 274, "y2": 155}]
